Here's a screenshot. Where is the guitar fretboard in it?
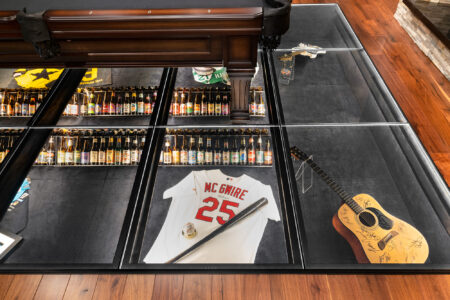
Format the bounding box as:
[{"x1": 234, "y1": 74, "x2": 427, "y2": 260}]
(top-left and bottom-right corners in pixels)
[{"x1": 291, "y1": 147, "x2": 363, "y2": 214}]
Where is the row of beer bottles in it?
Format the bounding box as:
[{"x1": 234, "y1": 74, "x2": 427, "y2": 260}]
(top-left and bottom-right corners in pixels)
[
  {"x1": 160, "y1": 134, "x2": 273, "y2": 166},
  {"x1": 63, "y1": 86, "x2": 159, "y2": 116},
  {"x1": 170, "y1": 86, "x2": 265, "y2": 117},
  {"x1": 0, "y1": 89, "x2": 47, "y2": 117},
  {"x1": 0, "y1": 135, "x2": 19, "y2": 164},
  {"x1": 36, "y1": 132, "x2": 147, "y2": 166}
]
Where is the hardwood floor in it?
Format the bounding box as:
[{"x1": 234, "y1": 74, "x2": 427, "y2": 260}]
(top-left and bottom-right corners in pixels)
[{"x1": 0, "y1": 0, "x2": 449, "y2": 299}]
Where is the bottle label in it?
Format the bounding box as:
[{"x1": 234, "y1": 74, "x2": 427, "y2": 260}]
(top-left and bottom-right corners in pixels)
[
  {"x1": 131, "y1": 103, "x2": 137, "y2": 113},
  {"x1": 138, "y1": 102, "x2": 144, "y2": 114},
  {"x1": 201, "y1": 103, "x2": 208, "y2": 115},
  {"x1": 205, "y1": 152, "x2": 213, "y2": 163},
  {"x1": 172, "y1": 103, "x2": 180, "y2": 116},
  {"x1": 123, "y1": 104, "x2": 130, "y2": 114},
  {"x1": 248, "y1": 150, "x2": 256, "y2": 164},
  {"x1": 208, "y1": 103, "x2": 214, "y2": 115},
  {"x1": 215, "y1": 104, "x2": 221, "y2": 115},
  {"x1": 264, "y1": 151, "x2": 272, "y2": 165},
  {"x1": 258, "y1": 104, "x2": 265, "y2": 115},
  {"x1": 80, "y1": 105, "x2": 87, "y2": 115},
  {"x1": 29, "y1": 104, "x2": 36, "y2": 115},
  {"x1": 115, "y1": 151, "x2": 122, "y2": 164},
  {"x1": 222, "y1": 151, "x2": 230, "y2": 164},
  {"x1": 186, "y1": 103, "x2": 193, "y2": 115},
  {"x1": 107, "y1": 150, "x2": 115, "y2": 164},
  {"x1": 231, "y1": 152, "x2": 239, "y2": 164},
  {"x1": 256, "y1": 151, "x2": 264, "y2": 164},
  {"x1": 250, "y1": 103, "x2": 257, "y2": 114},
  {"x1": 239, "y1": 151, "x2": 247, "y2": 164},
  {"x1": 214, "y1": 153, "x2": 221, "y2": 164},
  {"x1": 122, "y1": 150, "x2": 131, "y2": 164},
  {"x1": 180, "y1": 103, "x2": 186, "y2": 115},
  {"x1": 163, "y1": 152, "x2": 172, "y2": 164},
  {"x1": 197, "y1": 151, "x2": 204, "y2": 164},
  {"x1": 95, "y1": 104, "x2": 102, "y2": 115},
  {"x1": 57, "y1": 151, "x2": 65, "y2": 164},
  {"x1": 88, "y1": 103, "x2": 95, "y2": 114},
  {"x1": 102, "y1": 103, "x2": 109, "y2": 114},
  {"x1": 98, "y1": 151, "x2": 106, "y2": 163},
  {"x1": 188, "y1": 150, "x2": 196, "y2": 165},
  {"x1": 222, "y1": 103, "x2": 229, "y2": 116},
  {"x1": 109, "y1": 103, "x2": 116, "y2": 115},
  {"x1": 90, "y1": 151, "x2": 98, "y2": 164},
  {"x1": 21, "y1": 104, "x2": 29, "y2": 116},
  {"x1": 145, "y1": 102, "x2": 152, "y2": 114},
  {"x1": 131, "y1": 150, "x2": 139, "y2": 164},
  {"x1": 172, "y1": 150, "x2": 180, "y2": 164},
  {"x1": 116, "y1": 103, "x2": 122, "y2": 114},
  {"x1": 180, "y1": 150, "x2": 188, "y2": 164},
  {"x1": 71, "y1": 104, "x2": 79, "y2": 116},
  {"x1": 65, "y1": 152, "x2": 74, "y2": 164},
  {"x1": 74, "y1": 151, "x2": 81, "y2": 164},
  {"x1": 81, "y1": 152, "x2": 90, "y2": 164},
  {"x1": 194, "y1": 104, "x2": 201, "y2": 115},
  {"x1": 47, "y1": 151, "x2": 55, "y2": 165}
]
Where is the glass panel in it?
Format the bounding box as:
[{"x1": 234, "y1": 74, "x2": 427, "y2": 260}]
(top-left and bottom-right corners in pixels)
[
  {"x1": 0, "y1": 127, "x2": 150, "y2": 266},
  {"x1": 278, "y1": 4, "x2": 362, "y2": 50},
  {"x1": 285, "y1": 125, "x2": 450, "y2": 268},
  {"x1": 272, "y1": 50, "x2": 406, "y2": 124},
  {"x1": 167, "y1": 57, "x2": 270, "y2": 126},
  {"x1": 133, "y1": 126, "x2": 290, "y2": 266},
  {"x1": 0, "y1": 68, "x2": 60, "y2": 126},
  {"x1": 56, "y1": 68, "x2": 163, "y2": 127}
]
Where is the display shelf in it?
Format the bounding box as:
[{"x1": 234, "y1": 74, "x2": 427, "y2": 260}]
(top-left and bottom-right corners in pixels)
[
  {"x1": 278, "y1": 4, "x2": 362, "y2": 50},
  {"x1": 272, "y1": 50, "x2": 406, "y2": 124},
  {"x1": 283, "y1": 125, "x2": 450, "y2": 269}
]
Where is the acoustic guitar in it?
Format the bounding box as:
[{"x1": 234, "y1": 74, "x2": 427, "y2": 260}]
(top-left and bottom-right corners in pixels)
[{"x1": 290, "y1": 146, "x2": 429, "y2": 264}]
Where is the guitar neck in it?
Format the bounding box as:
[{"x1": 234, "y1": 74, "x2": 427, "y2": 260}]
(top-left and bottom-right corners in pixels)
[{"x1": 292, "y1": 148, "x2": 363, "y2": 214}]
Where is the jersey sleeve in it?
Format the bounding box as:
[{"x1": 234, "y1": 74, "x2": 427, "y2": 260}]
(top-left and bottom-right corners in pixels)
[
  {"x1": 262, "y1": 184, "x2": 281, "y2": 222},
  {"x1": 163, "y1": 171, "x2": 194, "y2": 200}
]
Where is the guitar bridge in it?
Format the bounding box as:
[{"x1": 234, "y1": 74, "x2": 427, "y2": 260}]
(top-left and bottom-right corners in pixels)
[{"x1": 378, "y1": 231, "x2": 399, "y2": 250}]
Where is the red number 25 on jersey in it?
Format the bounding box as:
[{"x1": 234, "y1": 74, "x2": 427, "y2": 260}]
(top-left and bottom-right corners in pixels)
[{"x1": 195, "y1": 197, "x2": 239, "y2": 225}]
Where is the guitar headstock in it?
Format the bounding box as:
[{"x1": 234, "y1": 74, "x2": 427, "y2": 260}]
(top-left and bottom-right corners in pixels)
[{"x1": 290, "y1": 146, "x2": 310, "y2": 162}]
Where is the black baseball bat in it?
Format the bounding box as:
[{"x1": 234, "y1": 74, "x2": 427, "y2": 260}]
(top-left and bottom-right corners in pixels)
[{"x1": 165, "y1": 197, "x2": 268, "y2": 264}]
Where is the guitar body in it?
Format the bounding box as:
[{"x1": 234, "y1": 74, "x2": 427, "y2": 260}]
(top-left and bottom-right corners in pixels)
[{"x1": 332, "y1": 193, "x2": 429, "y2": 264}]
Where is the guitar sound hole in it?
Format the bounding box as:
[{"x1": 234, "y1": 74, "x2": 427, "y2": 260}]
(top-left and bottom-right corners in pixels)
[{"x1": 359, "y1": 211, "x2": 376, "y2": 227}]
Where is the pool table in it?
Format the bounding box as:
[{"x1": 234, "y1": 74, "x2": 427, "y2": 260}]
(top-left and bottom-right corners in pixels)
[{"x1": 0, "y1": 0, "x2": 291, "y2": 121}]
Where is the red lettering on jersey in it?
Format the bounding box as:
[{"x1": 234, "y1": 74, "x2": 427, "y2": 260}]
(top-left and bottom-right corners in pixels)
[
  {"x1": 205, "y1": 182, "x2": 211, "y2": 192},
  {"x1": 224, "y1": 185, "x2": 233, "y2": 195},
  {"x1": 211, "y1": 183, "x2": 218, "y2": 193},
  {"x1": 239, "y1": 189, "x2": 248, "y2": 200},
  {"x1": 219, "y1": 184, "x2": 226, "y2": 193},
  {"x1": 233, "y1": 188, "x2": 241, "y2": 198}
]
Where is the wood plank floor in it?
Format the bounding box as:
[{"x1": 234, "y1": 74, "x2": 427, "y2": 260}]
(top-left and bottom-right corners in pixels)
[{"x1": 0, "y1": 0, "x2": 449, "y2": 299}]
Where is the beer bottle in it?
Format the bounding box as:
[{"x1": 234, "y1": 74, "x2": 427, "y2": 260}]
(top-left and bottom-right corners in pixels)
[
  {"x1": 0, "y1": 91, "x2": 7, "y2": 116},
  {"x1": 109, "y1": 90, "x2": 116, "y2": 115},
  {"x1": 256, "y1": 135, "x2": 264, "y2": 165},
  {"x1": 36, "y1": 90, "x2": 43, "y2": 110},
  {"x1": 205, "y1": 137, "x2": 213, "y2": 165},
  {"x1": 113, "y1": 136, "x2": 121, "y2": 165},
  {"x1": 131, "y1": 90, "x2": 137, "y2": 115},
  {"x1": 222, "y1": 138, "x2": 230, "y2": 165},
  {"x1": 138, "y1": 88, "x2": 145, "y2": 115},
  {"x1": 213, "y1": 139, "x2": 222, "y2": 165},
  {"x1": 57, "y1": 137, "x2": 66, "y2": 165},
  {"x1": 14, "y1": 92, "x2": 22, "y2": 116},
  {"x1": 7, "y1": 93, "x2": 14, "y2": 116},
  {"x1": 81, "y1": 139, "x2": 90, "y2": 165},
  {"x1": 95, "y1": 92, "x2": 102, "y2": 115},
  {"x1": 90, "y1": 138, "x2": 99, "y2": 165},
  {"x1": 163, "y1": 138, "x2": 172, "y2": 165},
  {"x1": 207, "y1": 88, "x2": 215, "y2": 116},
  {"x1": 88, "y1": 91, "x2": 95, "y2": 115},
  {"x1": 80, "y1": 91, "x2": 88, "y2": 115},
  {"x1": 98, "y1": 137, "x2": 106, "y2": 165},
  {"x1": 186, "y1": 89, "x2": 193, "y2": 115},
  {"x1": 231, "y1": 139, "x2": 240, "y2": 165},
  {"x1": 65, "y1": 137, "x2": 74, "y2": 165},
  {"x1": 215, "y1": 88, "x2": 222, "y2": 116},
  {"x1": 131, "y1": 137, "x2": 139, "y2": 165},
  {"x1": 222, "y1": 89, "x2": 229, "y2": 116},
  {"x1": 38, "y1": 143, "x2": 47, "y2": 165},
  {"x1": 257, "y1": 91, "x2": 265, "y2": 116},
  {"x1": 74, "y1": 136, "x2": 82, "y2": 165},
  {"x1": 172, "y1": 91, "x2": 179, "y2": 116},
  {"x1": 106, "y1": 136, "x2": 115, "y2": 165},
  {"x1": 152, "y1": 89, "x2": 157, "y2": 112},
  {"x1": 201, "y1": 90, "x2": 208, "y2": 116},
  {"x1": 248, "y1": 136, "x2": 256, "y2": 165},
  {"x1": 21, "y1": 92, "x2": 29, "y2": 116},
  {"x1": 123, "y1": 91, "x2": 131, "y2": 115},
  {"x1": 193, "y1": 90, "x2": 201, "y2": 116},
  {"x1": 180, "y1": 89, "x2": 187, "y2": 116},
  {"x1": 264, "y1": 140, "x2": 272, "y2": 165},
  {"x1": 180, "y1": 135, "x2": 188, "y2": 165},
  {"x1": 102, "y1": 90, "x2": 109, "y2": 115},
  {"x1": 172, "y1": 135, "x2": 180, "y2": 165},
  {"x1": 249, "y1": 89, "x2": 256, "y2": 115},
  {"x1": 144, "y1": 90, "x2": 152, "y2": 115},
  {"x1": 138, "y1": 135, "x2": 145, "y2": 161},
  {"x1": 46, "y1": 136, "x2": 56, "y2": 165},
  {"x1": 116, "y1": 91, "x2": 123, "y2": 115},
  {"x1": 72, "y1": 92, "x2": 80, "y2": 116},
  {"x1": 239, "y1": 136, "x2": 247, "y2": 165},
  {"x1": 197, "y1": 136, "x2": 205, "y2": 165},
  {"x1": 188, "y1": 136, "x2": 197, "y2": 165}
]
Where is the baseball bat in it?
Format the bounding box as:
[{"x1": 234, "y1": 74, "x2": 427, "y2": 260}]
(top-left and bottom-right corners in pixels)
[{"x1": 165, "y1": 197, "x2": 268, "y2": 264}]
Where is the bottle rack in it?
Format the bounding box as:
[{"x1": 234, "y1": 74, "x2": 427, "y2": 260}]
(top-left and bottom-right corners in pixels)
[
  {"x1": 169, "y1": 87, "x2": 266, "y2": 118},
  {"x1": 0, "y1": 89, "x2": 48, "y2": 117},
  {"x1": 34, "y1": 129, "x2": 147, "y2": 167},
  {"x1": 160, "y1": 128, "x2": 273, "y2": 167}
]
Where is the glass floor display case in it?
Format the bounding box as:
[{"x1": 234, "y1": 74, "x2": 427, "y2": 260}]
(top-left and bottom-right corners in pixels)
[{"x1": 0, "y1": 4, "x2": 448, "y2": 272}]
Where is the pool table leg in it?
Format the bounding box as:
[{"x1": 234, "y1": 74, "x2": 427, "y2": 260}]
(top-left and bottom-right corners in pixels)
[{"x1": 228, "y1": 68, "x2": 254, "y2": 123}]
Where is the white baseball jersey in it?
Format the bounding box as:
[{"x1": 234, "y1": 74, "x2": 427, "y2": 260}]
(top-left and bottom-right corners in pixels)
[{"x1": 144, "y1": 169, "x2": 280, "y2": 263}]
